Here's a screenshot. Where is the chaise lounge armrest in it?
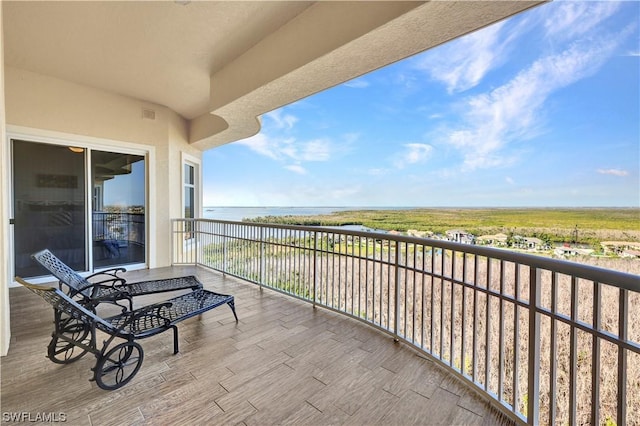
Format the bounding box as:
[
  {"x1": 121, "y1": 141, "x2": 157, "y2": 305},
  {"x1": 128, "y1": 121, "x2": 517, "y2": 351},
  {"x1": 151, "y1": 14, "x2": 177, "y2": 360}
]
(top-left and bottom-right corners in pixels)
[
  {"x1": 75, "y1": 276, "x2": 127, "y2": 295},
  {"x1": 33, "y1": 249, "x2": 203, "y2": 312},
  {"x1": 87, "y1": 267, "x2": 127, "y2": 280}
]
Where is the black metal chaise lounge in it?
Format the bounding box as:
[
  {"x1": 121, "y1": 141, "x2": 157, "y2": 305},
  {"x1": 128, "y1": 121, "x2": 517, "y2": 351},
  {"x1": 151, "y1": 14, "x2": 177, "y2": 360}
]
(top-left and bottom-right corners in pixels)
[
  {"x1": 32, "y1": 249, "x2": 203, "y2": 310},
  {"x1": 15, "y1": 277, "x2": 238, "y2": 390}
]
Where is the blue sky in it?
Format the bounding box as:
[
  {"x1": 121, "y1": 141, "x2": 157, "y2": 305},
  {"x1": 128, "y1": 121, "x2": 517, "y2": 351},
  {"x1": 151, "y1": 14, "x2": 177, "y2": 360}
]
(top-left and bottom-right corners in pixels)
[{"x1": 203, "y1": 1, "x2": 639, "y2": 207}]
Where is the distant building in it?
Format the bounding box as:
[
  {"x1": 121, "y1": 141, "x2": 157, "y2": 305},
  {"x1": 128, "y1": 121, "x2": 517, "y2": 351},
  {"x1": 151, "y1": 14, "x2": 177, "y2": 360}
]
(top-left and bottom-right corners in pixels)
[
  {"x1": 446, "y1": 230, "x2": 475, "y2": 245},
  {"x1": 554, "y1": 246, "x2": 594, "y2": 257},
  {"x1": 476, "y1": 233, "x2": 508, "y2": 247},
  {"x1": 513, "y1": 236, "x2": 547, "y2": 250},
  {"x1": 600, "y1": 241, "x2": 640, "y2": 256}
]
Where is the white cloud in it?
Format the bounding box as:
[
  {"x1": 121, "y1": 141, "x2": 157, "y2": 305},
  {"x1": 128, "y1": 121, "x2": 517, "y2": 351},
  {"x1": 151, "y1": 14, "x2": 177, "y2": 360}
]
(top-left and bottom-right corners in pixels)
[
  {"x1": 415, "y1": 21, "x2": 511, "y2": 93},
  {"x1": 236, "y1": 133, "x2": 282, "y2": 161},
  {"x1": 238, "y1": 105, "x2": 345, "y2": 166},
  {"x1": 393, "y1": 143, "x2": 433, "y2": 169},
  {"x1": 237, "y1": 132, "x2": 334, "y2": 165},
  {"x1": 506, "y1": 176, "x2": 515, "y2": 185},
  {"x1": 597, "y1": 168, "x2": 629, "y2": 177},
  {"x1": 344, "y1": 78, "x2": 370, "y2": 89},
  {"x1": 285, "y1": 164, "x2": 307, "y2": 175},
  {"x1": 440, "y1": 29, "x2": 626, "y2": 171},
  {"x1": 264, "y1": 109, "x2": 298, "y2": 130},
  {"x1": 544, "y1": 2, "x2": 621, "y2": 40},
  {"x1": 298, "y1": 139, "x2": 332, "y2": 161}
]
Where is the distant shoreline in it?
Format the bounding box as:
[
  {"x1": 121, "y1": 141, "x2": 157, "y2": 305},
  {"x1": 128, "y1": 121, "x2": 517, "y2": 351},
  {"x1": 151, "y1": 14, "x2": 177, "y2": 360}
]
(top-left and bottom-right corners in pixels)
[
  {"x1": 231, "y1": 207, "x2": 639, "y2": 249},
  {"x1": 205, "y1": 206, "x2": 638, "y2": 209}
]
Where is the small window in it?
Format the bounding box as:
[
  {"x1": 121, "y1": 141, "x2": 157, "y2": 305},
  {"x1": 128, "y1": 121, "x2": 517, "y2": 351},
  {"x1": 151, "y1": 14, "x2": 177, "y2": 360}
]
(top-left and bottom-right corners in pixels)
[
  {"x1": 183, "y1": 161, "x2": 198, "y2": 241},
  {"x1": 184, "y1": 163, "x2": 196, "y2": 219}
]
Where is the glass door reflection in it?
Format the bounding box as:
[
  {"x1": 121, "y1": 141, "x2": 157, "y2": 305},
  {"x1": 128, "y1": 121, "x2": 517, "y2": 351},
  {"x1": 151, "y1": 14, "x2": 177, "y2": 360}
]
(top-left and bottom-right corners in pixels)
[
  {"x1": 12, "y1": 140, "x2": 87, "y2": 277},
  {"x1": 91, "y1": 151, "x2": 146, "y2": 268}
]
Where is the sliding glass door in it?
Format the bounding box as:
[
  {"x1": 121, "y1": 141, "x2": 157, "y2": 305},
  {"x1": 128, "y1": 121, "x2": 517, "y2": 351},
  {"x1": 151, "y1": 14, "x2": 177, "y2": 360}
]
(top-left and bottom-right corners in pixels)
[
  {"x1": 91, "y1": 151, "x2": 146, "y2": 268},
  {"x1": 12, "y1": 140, "x2": 147, "y2": 278},
  {"x1": 12, "y1": 140, "x2": 87, "y2": 277}
]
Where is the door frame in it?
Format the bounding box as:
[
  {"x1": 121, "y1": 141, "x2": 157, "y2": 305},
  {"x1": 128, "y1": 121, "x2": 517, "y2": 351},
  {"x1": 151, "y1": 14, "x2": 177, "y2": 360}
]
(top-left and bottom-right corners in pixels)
[{"x1": 7, "y1": 125, "x2": 155, "y2": 286}]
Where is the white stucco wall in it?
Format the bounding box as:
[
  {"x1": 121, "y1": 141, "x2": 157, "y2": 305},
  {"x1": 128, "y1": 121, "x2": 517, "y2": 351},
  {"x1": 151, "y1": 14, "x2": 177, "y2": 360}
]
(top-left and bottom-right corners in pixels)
[{"x1": 3, "y1": 66, "x2": 202, "y2": 275}]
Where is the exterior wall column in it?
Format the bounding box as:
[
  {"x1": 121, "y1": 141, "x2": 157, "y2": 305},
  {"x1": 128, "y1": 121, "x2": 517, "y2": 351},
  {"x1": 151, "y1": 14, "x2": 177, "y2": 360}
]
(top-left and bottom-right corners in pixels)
[{"x1": 1, "y1": 1, "x2": 12, "y2": 356}]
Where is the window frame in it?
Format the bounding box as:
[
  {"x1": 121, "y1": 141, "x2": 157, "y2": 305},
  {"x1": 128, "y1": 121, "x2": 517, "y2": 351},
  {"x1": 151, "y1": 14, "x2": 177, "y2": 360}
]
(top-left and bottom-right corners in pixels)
[{"x1": 181, "y1": 153, "x2": 201, "y2": 220}]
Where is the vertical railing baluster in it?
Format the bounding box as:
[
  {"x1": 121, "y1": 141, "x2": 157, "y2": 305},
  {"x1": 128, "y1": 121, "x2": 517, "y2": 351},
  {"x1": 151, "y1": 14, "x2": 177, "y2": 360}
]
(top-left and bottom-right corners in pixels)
[
  {"x1": 485, "y1": 258, "x2": 492, "y2": 390},
  {"x1": 405, "y1": 242, "x2": 409, "y2": 339},
  {"x1": 388, "y1": 239, "x2": 392, "y2": 332},
  {"x1": 569, "y1": 276, "x2": 578, "y2": 426},
  {"x1": 334, "y1": 234, "x2": 339, "y2": 310},
  {"x1": 591, "y1": 281, "x2": 601, "y2": 426},
  {"x1": 394, "y1": 240, "x2": 401, "y2": 342},
  {"x1": 279, "y1": 227, "x2": 283, "y2": 287},
  {"x1": 550, "y1": 271, "x2": 558, "y2": 424},
  {"x1": 472, "y1": 254, "x2": 478, "y2": 384},
  {"x1": 411, "y1": 243, "x2": 418, "y2": 344},
  {"x1": 441, "y1": 250, "x2": 446, "y2": 360},
  {"x1": 352, "y1": 236, "x2": 356, "y2": 315},
  {"x1": 372, "y1": 238, "x2": 377, "y2": 325},
  {"x1": 171, "y1": 219, "x2": 176, "y2": 265},
  {"x1": 365, "y1": 237, "x2": 369, "y2": 321},
  {"x1": 527, "y1": 267, "x2": 541, "y2": 426},
  {"x1": 291, "y1": 229, "x2": 296, "y2": 295},
  {"x1": 450, "y1": 250, "x2": 456, "y2": 368},
  {"x1": 358, "y1": 237, "x2": 362, "y2": 318},
  {"x1": 339, "y1": 234, "x2": 343, "y2": 310},
  {"x1": 617, "y1": 288, "x2": 628, "y2": 425},
  {"x1": 422, "y1": 245, "x2": 427, "y2": 350},
  {"x1": 461, "y1": 252, "x2": 467, "y2": 376},
  {"x1": 513, "y1": 264, "x2": 521, "y2": 414},
  {"x1": 313, "y1": 231, "x2": 318, "y2": 307},
  {"x1": 498, "y1": 260, "x2": 505, "y2": 401},
  {"x1": 222, "y1": 222, "x2": 228, "y2": 275},
  {"x1": 430, "y1": 247, "x2": 435, "y2": 352},
  {"x1": 259, "y1": 227, "x2": 265, "y2": 290}
]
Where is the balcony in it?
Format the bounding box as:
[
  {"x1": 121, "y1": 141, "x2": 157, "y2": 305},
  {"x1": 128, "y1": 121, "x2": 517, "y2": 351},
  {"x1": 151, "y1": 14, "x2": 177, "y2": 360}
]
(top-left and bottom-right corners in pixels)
[{"x1": 2, "y1": 219, "x2": 638, "y2": 425}]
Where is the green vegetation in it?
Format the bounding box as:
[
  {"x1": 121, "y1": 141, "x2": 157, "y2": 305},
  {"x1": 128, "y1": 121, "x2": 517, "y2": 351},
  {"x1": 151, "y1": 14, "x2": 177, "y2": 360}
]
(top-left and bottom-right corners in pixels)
[{"x1": 243, "y1": 208, "x2": 640, "y2": 246}]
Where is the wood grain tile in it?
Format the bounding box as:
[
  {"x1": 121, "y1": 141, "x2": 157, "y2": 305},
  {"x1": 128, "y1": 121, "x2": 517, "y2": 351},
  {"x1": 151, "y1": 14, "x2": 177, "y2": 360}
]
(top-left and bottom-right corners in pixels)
[{"x1": 2, "y1": 266, "x2": 513, "y2": 426}]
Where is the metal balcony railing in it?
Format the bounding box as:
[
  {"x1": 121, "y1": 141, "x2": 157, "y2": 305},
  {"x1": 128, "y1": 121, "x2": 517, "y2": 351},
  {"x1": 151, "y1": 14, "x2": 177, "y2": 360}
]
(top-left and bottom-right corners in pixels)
[
  {"x1": 171, "y1": 218, "x2": 640, "y2": 426},
  {"x1": 92, "y1": 212, "x2": 145, "y2": 246}
]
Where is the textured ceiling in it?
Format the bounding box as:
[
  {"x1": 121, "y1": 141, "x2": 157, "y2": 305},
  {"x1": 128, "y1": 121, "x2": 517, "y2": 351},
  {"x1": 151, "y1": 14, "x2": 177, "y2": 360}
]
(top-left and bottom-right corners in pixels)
[{"x1": 3, "y1": 1, "x2": 313, "y2": 120}]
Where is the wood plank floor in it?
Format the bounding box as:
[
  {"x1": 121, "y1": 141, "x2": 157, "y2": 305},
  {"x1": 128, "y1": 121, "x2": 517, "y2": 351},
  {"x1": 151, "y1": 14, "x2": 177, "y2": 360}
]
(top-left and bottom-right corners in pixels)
[{"x1": 2, "y1": 266, "x2": 515, "y2": 425}]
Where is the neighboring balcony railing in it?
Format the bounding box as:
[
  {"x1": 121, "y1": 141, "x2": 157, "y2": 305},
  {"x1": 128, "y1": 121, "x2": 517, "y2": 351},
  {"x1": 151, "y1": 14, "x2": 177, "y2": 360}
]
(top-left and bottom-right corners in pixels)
[
  {"x1": 92, "y1": 212, "x2": 145, "y2": 246},
  {"x1": 172, "y1": 218, "x2": 640, "y2": 426}
]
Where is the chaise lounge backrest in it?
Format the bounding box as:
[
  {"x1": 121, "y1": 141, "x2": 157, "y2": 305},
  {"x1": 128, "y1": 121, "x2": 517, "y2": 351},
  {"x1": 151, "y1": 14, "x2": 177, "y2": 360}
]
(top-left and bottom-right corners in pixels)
[
  {"x1": 15, "y1": 277, "x2": 114, "y2": 333},
  {"x1": 32, "y1": 249, "x2": 114, "y2": 299}
]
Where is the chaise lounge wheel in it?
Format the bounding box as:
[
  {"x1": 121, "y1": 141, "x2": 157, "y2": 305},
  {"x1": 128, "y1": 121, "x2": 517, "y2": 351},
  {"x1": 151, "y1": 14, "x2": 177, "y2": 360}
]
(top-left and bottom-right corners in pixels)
[
  {"x1": 94, "y1": 341, "x2": 143, "y2": 390},
  {"x1": 47, "y1": 317, "x2": 91, "y2": 364}
]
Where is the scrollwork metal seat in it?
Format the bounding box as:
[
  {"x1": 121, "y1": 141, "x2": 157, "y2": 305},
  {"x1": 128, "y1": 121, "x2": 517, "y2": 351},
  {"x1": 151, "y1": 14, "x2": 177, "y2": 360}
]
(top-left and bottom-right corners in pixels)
[
  {"x1": 32, "y1": 249, "x2": 203, "y2": 310},
  {"x1": 15, "y1": 277, "x2": 238, "y2": 390}
]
